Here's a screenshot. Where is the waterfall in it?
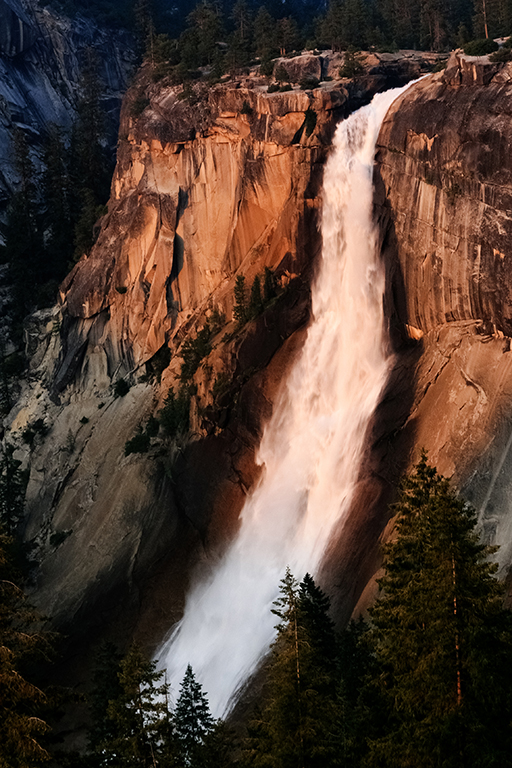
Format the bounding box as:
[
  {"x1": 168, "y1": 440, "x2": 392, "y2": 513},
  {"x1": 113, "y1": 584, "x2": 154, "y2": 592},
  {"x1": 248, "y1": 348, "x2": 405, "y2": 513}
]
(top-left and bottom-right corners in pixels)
[{"x1": 158, "y1": 84, "x2": 410, "y2": 717}]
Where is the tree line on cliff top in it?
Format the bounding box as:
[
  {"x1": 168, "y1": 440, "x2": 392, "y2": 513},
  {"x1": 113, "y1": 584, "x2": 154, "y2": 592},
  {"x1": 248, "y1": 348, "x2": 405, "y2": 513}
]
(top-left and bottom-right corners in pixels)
[
  {"x1": 3, "y1": 454, "x2": 512, "y2": 766},
  {"x1": 130, "y1": 0, "x2": 512, "y2": 82},
  {"x1": 46, "y1": 0, "x2": 512, "y2": 53}
]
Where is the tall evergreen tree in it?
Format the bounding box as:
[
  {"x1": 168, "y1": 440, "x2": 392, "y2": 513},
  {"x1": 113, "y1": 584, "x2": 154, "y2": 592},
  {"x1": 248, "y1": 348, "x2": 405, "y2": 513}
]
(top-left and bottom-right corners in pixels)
[
  {"x1": 276, "y1": 16, "x2": 302, "y2": 54},
  {"x1": 253, "y1": 6, "x2": 279, "y2": 59},
  {"x1": 473, "y1": 0, "x2": 510, "y2": 38},
  {"x1": 174, "y1": 664, "x2": 216, "y2": 768},
  {"x1": 244, "y1": 569, "x2": 339, "y2": 767},
  {"x1": 366, "y1": 453, "x2": 512, "y2": 767},
  {"x1": 41, "y1": 125, "x2": 75, "y2": 282},
  {"x1": 226, "y1": 0, "x2": 253, "y2": 70},
  {"x1": 87, "y1": 641, "x2": 123, "y2": 756},
  {"x1": 133, "y1": 0, "x2": 155, "y2": 57},
  {"x1": 233, "y1": 274, "x2": 248, "y2": 325},
  {"x1": 249, "y1": 275, "x2": 263, "y2": 318},
  {"x1": 0, "y1": 443, "x2": 26, "y2": 537},
  {"x1": 5, "y1": 129, "x2": 44, "y2": 320},
  {"x1": 98, "y1": 643, "x2": 174, "y2": 767},
  {"x1": 335, "y1": 618, "x2": 376, "y2": 768},
  {"x1": 318, "y1": 1, "x2": 346, "y2": 50},
  {"x1": 420, "y1": 0, "x2": 448, "y2": 49},
  {"x1": 179, "y1": 3, "x2": 224, "y2": 68},
  {"x1": 376, "y1": 0, "x2": 422, "y2": 47},
  {"x1": 71, "y1": 48, "x2": 112, "y2": 261}
]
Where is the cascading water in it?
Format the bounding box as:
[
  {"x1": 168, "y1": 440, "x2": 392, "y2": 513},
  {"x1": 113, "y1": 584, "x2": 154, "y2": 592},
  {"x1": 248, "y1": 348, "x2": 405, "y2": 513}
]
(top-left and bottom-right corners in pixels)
[{"x1": 158, "y1": 84, "x2": 410, "y2": 717}]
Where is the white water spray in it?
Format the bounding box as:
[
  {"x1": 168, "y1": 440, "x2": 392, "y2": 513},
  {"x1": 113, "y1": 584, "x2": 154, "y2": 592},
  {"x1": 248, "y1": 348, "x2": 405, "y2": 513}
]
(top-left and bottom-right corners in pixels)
[{"x1": 159, "y1": 85, "x2": 409, "y2": 717}]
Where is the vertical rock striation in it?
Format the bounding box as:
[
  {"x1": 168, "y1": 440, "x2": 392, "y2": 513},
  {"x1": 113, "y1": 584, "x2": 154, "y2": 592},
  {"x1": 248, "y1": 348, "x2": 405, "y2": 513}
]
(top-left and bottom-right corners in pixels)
[
  {"x1": 374, "y1": 53, "x2": 512, "y2": 591},
  {"x1": 0, "y1": 0, "x2": 133, "y2": 209}
]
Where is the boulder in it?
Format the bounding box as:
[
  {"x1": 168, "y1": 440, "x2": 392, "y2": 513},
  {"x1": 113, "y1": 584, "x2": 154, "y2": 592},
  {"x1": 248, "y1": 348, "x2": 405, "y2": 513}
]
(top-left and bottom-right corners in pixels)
[{"x1": 272, "y1": 53, "x2": 322, "y2": 83}]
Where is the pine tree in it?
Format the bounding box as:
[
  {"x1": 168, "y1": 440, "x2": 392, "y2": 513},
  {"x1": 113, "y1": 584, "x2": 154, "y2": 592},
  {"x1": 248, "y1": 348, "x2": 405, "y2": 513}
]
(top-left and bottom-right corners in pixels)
[
  {"x1": 231, "y1": 0, "x2": 252, "y2": 42},
  {"x1": 420, "y1": 0, "x2": 448, "y2": 49},
  {"x1": 41, "y1": 125, "x2": 74, "y2": 283},
  {"x1": 318, "y1": 1, "x2": 346, "y2": 50},
  {"x1": 263, "y1": 267, "x2": 276, "y2": 304},
  {"x1": 249, "y1": 275, "x2": 264, "y2": 318},
  {"x1": 366, "y1": 453, "x2": 512, "y2": 767},
  {"x1": 244, "y1": 569, "x2": 339, "y2": 767},
  {"x1": 87, "y1": 641, "x2": 123, "y2": 756},
  {"x1": 298, "y1": 573, "x2": 338, "y2": 672},
  {"x1": 473, "y1": 0, "x2": 508, "y2": 38},
  {"x1": 276, "y1": 16, "x2": 302, "y2": 55},
  {"x1": 133, "y1": 0, "x2": 155, "y2": 58},
  {"x1": 71, "y1": 48, "x2": 112, "y2": 262},
  {"x1": 335, "y1": 618, "x2": 375, "y2": 768},
  {"x1": 73, "y1": 189, "x2": 106, "y2": 262},
  {"x1": 174, "y1": 664, "x2": 215, "y2": 768},
  {"x1": 5, "y1": 128, "x2": 44, "y2": 320},
  {"x1": 183, "y1": 3, "x2": 224, "y2": 67},
  {"x1": 229, "y1": 0, "x2": 253, "y2": 68},
  {"x1": 375, "y1": 0, "x2": 422, "y2": 47},
  {"x1": 0, "y1": 443, "x2": 26, "y2": 537},
  {"x1": 233, "y1": 275, "x2": 248, "y2": 326},
  {"x1": 253, "y1": 6, "x2": 279, "y2": 59},
  {"x1": 99, "y1": 644, "x2": 174, "y2": 767}
]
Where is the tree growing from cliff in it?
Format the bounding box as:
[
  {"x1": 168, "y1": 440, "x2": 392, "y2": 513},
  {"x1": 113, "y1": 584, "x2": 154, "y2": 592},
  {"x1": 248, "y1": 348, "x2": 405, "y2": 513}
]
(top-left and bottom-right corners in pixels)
[
  {"x1": 133, "y1": 0, "x2": 155, "y2": 57},
  {"x1": 0, "y1": 443, "x2": 27, "y2": 537},
  {"x1": 71, "y1": 48, "x2": 112, "y2": 261},
  {"x1": 233, "y1": 275, "x2": 248, "y2": 326},
  {"x1": 4, "y1": 128, "x2": 44, "y2": 325},
  {"x1": 42, "y1": 125, "x2": 75, "y2": 283},
  {"x1": 365, "y1": 453, "x2": 512, "y2": 767},
  {"x1": 249, "y1": 275, "x2": 264, "y2": 318}
]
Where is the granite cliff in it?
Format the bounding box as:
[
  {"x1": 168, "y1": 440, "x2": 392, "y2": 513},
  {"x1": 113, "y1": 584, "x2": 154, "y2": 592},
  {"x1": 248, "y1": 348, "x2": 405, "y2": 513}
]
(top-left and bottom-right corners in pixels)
[
  {"x1": 5, "y1": 47, "x2": 512, "y2": 724},
  {"x1": 0, "y1": 0, "x2": 133, "y2": 211},
  {"x1": 372, "y1": 51, "x2": 512, "y2": 593}
]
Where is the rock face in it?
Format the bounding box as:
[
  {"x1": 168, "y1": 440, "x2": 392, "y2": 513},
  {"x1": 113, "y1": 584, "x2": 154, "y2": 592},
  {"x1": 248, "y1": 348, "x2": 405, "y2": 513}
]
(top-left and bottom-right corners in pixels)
[
  {"x1": 0, "y1": 0, "x2": 133, "y2": 209},
  {"x1": 378, "y1": 56, "x2": 512, "y2": 337},
  {"x1": 0, "y1": 0, "x2": 38, "y2": 56},
  {"x1": 57, "y1": 80, "x2": 336, "y2": 383},
  {"x1": 373, "y1": 52, "x2": 512, "y2": 592}
]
